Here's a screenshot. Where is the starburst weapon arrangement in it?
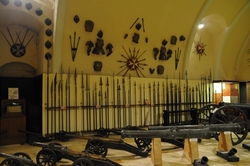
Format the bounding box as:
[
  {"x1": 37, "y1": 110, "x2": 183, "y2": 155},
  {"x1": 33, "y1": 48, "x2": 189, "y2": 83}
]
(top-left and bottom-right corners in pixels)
[
  {"x1": 117, "y1": 46, "x2": 148, "y2": 77},
  {"x1": 1, "y1": 27, "x2": 35, "y2": 57}
]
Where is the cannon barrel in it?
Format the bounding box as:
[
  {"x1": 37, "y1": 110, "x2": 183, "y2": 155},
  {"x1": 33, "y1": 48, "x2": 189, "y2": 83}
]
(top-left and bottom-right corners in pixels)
[
  {"x1": 148, "y1": 123, "x2": 242, "y2": 133},
  {"x1": 0, "y1": 152, "x2": 35, "y2": 165},
  {"x1": 219, "y1": 102, "x2": 250, "y2": 110},
  {"x1": 121, "y1": 128, "x2": 214, "y2": 139}
]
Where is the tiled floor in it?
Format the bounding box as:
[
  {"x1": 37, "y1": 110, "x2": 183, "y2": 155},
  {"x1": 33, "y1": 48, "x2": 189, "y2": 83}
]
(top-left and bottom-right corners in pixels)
[{"x1": 0, "y1": 132, "x2": 250, "y2": 166}]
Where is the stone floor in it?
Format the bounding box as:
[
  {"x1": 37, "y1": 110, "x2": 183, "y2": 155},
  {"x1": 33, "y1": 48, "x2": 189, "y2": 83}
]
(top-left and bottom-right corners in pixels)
[{"x1": 0, "y1": 132, "x2": 250, "y2": 166}]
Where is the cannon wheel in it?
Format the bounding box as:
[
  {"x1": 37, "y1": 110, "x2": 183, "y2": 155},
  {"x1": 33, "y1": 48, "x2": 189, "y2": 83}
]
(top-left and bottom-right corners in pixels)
[
  {"x1": 210, "y1": 106, "x2": 248, "y2": 146},
  {"x1": 0, "y1": 157, "x2": 24, "y2": 166},
  {"x1": 13, "y1": 152, "x2": 31, "y2": 159},
  {"x1": 134, "y1": 138, "x2": 152, "y2": 151},
  {"x1": 48, "y1": 143, "x2": 63, "y2": 161},
  {"x1": 198, "y1": 104, "x2": 220, "y2": 124},
  {"x1": 85, "y1": 139, "x2": 108, "y2": 157},
  {"x1": 72, "y1": 158, "x2": 94, "y2": 166},
  {"x1": 36, "y1": 148, "x2": 57, "y2": 166}
]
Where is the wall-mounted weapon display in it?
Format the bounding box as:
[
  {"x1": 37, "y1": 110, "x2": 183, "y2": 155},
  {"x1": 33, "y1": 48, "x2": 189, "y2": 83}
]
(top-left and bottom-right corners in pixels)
[
  {"x1": 69, "y1": 31, "x2": 80, "y2": 62},
  {"x1": 1, "y1": 27, "x2": 35, "y2": 57},
  {"x1": 117, "y1": 46, "x2": 147, "y2": 77},
  {"x1": 44, "y1": 70, "x2": 213, "y2": 136}
]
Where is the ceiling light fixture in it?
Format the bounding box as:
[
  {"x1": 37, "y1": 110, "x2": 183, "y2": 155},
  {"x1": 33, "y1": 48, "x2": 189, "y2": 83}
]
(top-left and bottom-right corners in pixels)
[{"x1": 198, "y1": 23, "x2": 204, "y2": 29}]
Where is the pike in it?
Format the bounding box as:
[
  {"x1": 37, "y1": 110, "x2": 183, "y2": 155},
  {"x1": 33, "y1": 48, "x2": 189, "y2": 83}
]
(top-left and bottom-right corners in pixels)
[
  {"x1": 112, "y1": 73, "x2": 116, "y2": 128},
  {"x1": 152, "y1": 82, "x2": 156, "y2": 124},
  {"x1": 106, "y1": 77, "x2": 110, "y2": 128},
  {"x1": 148, "y1": 83, "x2": 152, "y2": 125},
  {"x1": 93, "y1": 84, "x2": 97, "y2": 129},
  {"x1": 178, "y1": 73, "x2": 182, "y2": 123},
  {"x1": 143, "y1": 84, "x2": 146, "y2": 126},
  {"x1": 117, "y1": 79, "x2": 121, "y2": 128},
  {"x1": 122, "y1": 78, "x2": 126, "y2": 127},
  {"x1": 50, "y1": 80, "x2": 53, "y2": 134},
  {"x1": 85, "y1": 74, "x2": 90, "y2": 131},
  {"x1": 170, "y1": 81, "x2": 174, "y2": 123},
  {"x1": 81, "y1": 71, "x2": 85, "y2": 131},
  {"x1": 128, "y1": 75, "x2": 132, "y2": 125},
  {"x1": 53, "y1": 73, "x2": 58, "y2": 133},
  {"x1": 67, "y1": 68, "x2": 71, "y2": 132},
  {"x1": 139, "y1": 83, "x2": 143, "y2": 126},
  {"x1": 174, "y1": 83, "x2": 178, "y2": 123},
  {"x1": 74, "y1": 68, "x2": 77, "y2": 132},
  {"x1": 99, "y1": 77, "x2": 103, "y2": 127},
  {"x1": 157, "y1": 82, "x2": 160, "y2": 125},
  {"x1": 60, "y1": 65, "x2": 64, "y2": 131},
  {"x1": 208, "y1": 69, "x2": 212, "y2": 103},
  {"x1": 134, "y1": 81, "x2": 137, "y2": 126},
  {"x1": 204, "y1": 76, "x2": 207, "y2": 105},
  {"x1": 45, "y1": 53, "x2": 51, "y2": 134},
  {"x1": 58, "y1": 79, "x2": 61, "y2": 132},
  {"x1": 166, "y1": 76, "x2": 169, "y2": 115}
]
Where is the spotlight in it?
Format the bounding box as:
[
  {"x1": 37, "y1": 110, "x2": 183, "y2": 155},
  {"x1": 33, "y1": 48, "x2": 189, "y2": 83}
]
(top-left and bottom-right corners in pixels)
[{"x1": 198, "y1": 23, "x2": 204, "y2": 29}]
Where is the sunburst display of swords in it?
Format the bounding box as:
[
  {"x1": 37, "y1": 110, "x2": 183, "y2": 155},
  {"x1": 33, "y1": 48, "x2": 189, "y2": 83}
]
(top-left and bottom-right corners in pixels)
[{"x1": 44, "y1": 69, "x2": 213, "y2": 134}]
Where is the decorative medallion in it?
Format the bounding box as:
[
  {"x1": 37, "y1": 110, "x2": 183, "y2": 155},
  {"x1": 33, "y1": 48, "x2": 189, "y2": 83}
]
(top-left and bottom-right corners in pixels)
[{"x1": 194, "y1": 39, "x2": 206, "y2": 60}]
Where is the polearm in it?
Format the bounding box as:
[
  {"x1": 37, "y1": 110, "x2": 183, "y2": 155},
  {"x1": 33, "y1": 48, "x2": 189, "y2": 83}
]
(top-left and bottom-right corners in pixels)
[
  {"x1": 106, "y1": 77, "x2": 109, "y2": 128},
  {"x1": 67, "y1": 68, "x2": 71, "y2": 132},
  {"x1": 139, "y1": 83, "x2": 143, "y2": 126},
  {"x1": 166, "y1": 75, "x2": 169, "y2": 113},
  {"x1": 112, "y1": 73, "x2": 116, "y2": 128},
  {"x1": 53, "y1": 73, "x2": 57, "y2": 133},
  {"x1": 170, "y1": 81, "x2": 174, "y2": 123},
  {"x1": 148, "y1": 83, "x2": 152, "y2": 125},
  {"x1": 93, "y1": 83, "x2": 97, "y2": 129},
  {"x1": 174, "y1": 83, "x2": 178, "y2": 123},
  {"x1": 208, "y1": 69, "x2": 212, "y2": 103},
  {"x1": 128, "y1": 75, "x2": 132, "y2": 125},
  {"x1": 122, "y1": 78, "x2": 126, "y2": 127},
  {"x1": 157, "y1": 82, "x2": 160, "y2": 125},
  {"x1": 58, "y1": 79, "x2": 61, "y2": 132},
  {"x1": 50, "y1": 80, "x2": 53, "y2": 134},
  {"x1": 204, "y1": 76, "x2": 207, "y2": 105},
  {"x1": 143, "y1": 84, "x2": 146, "y2": 126},
  {"x1": 134, "y1": 81, "x2": 137, "y2": 126},
  {"x1": 45, "y1": 53, "x2": 51, "y2": 135},
  {"x1": 117, "y1": 79, "x2": 121, "y2": 128},
  {"x1": 152, "y1": 82, "x2": 156, "y2": 125},
  {"x1": 81, "y1": 71, "x2": 85, "y2": 131},
  {"x1": 178, "y1": 73, "x2": 182, "y2": 123},
  {"x1": 99, "y1": 77, "x2": 103, "y2": 127},
  {"x1": 85, "y1": 74, "x2": 90, "y2": 131},
  {"x1": 74, "y1": 68, "x2": 77, "y2": 132},
  {"x1": 60, "y1": 66, "x2": 64, "y2": 131}
]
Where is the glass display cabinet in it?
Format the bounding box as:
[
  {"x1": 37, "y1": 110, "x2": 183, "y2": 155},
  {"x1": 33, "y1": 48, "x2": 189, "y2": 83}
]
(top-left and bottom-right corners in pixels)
[{"x1": 213, "y1": 81, "x2": 239, "y2": 104}]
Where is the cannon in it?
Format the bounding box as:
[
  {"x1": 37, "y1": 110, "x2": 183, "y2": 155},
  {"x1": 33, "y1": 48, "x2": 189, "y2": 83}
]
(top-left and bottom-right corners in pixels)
[
  {"x1": 66, "y1": 134, "x2": 149, "y2": 157},
  {"x1": 32, "y1": 141, "x2": 121, "y2": 166},
  {"x1": 0, "y1": 152, "x2": 38, "y2": 166},
  {"x1": 18, "y1": 129, "x2": 52, "y2": 145},
  {"x1": 95, "y1": 125, "x2": 142, "y2": 137},
  {"x1": 121, "y1": 123, "x2": 242, "y2": 139},
  {"x1": 198, "y1": 102, "x2": 250, "y2": 145}
]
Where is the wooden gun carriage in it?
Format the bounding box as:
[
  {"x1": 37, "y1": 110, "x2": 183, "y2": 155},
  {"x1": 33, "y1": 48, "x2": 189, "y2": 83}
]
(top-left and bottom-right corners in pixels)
[
  {"x1": 32, "y1": 141, "x2": 121, "y2": 166},
  {"x1": 198, "y1": 102, "x2": 250, "y2": 145},
  {"x1": 0, "y1": 152, "x2": 38, "y2": 166}
]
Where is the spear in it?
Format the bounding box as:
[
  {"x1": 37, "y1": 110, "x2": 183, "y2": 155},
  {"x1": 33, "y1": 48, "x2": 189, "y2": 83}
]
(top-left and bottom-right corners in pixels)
[
  {"x1": 74, "y1": 68, "x2": 77, "y2": 132},
  {"x1": 81, "y1": 71, "x2": 85, "y2": 131},
  {"x1": 106, "y1": 77, "x2": 110, "y2": 128},
  {"x1": 112, "y1": 73, "x2": 116, "y2": 128},
  {"x1": 67, "y1": 68, "x2": 71, "y2": 132},
  {"x1": 134, "y1": 81, "x2": 137, "y2": 126},
  {"x1": 85, "y1": 74, "x2": 90, "y2": 131},
  {"x1": 117, "y1": 79, "x2": 121, "y2": 128},
  {"x1": 122, "y1": 78, "x2": 126, "y2": 127},
  {"x1": 99, "y1": 77, "x2": 103, "y2": 127},
  {"x1": 53, "y1": 73, "x2": 57, "y2": 133}
]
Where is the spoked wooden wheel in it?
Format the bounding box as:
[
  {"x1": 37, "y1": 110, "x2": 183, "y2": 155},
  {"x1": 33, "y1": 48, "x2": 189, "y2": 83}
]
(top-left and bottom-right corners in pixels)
[
  {"x1": 134, "y1": 138, "x2": 152, "y2": 151},
  {"x1": 210, "y1": 106, "x2": 248, "y2": 146},
  {"x1": 72, "y1": 158, "x2": 94, "y2": 166},
  {"x1": 0, "y1": 158, "x2": 24, "y2": 166},
  {"x1": 36, "y1": 148, "x2": 57, "y2": 166},
  {"x1": 13, "y1": 152, "x2": 31, "y2": 159},
  {"x1": 85, "y1": 139, "x2": 108, "y2": 157},
  {"x1": 198, "y1": 104, "x2": 220, "y2": 124}
]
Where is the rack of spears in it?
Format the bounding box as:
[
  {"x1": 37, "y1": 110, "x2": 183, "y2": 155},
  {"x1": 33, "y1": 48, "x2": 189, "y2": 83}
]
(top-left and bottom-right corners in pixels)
[{"x1": 42, "y1": 68, "x2": 213, "y2": 137}]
